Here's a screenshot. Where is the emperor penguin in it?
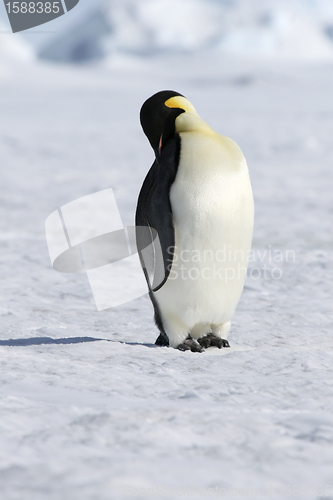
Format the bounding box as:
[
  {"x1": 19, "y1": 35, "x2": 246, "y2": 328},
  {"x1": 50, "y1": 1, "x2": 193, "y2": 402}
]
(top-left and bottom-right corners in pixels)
[{"x1": 136, "y1": 91, "x2": 254, "y2": 352}]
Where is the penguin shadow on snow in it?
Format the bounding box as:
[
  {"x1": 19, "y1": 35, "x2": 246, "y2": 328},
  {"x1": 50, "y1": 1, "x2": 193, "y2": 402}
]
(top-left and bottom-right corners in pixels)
[
  {"x1": 0, "y1": 337, "x2": 234, "y2": 352},
  {"x1": 0, "y1": 336, "x2": 160, "y2": 348}
]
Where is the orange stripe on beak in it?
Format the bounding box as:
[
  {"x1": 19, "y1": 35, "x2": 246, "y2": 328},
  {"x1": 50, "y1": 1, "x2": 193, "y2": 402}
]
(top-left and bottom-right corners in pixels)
[{"x1": 158, "y1": 134, "x2": 163, "y2": 158}]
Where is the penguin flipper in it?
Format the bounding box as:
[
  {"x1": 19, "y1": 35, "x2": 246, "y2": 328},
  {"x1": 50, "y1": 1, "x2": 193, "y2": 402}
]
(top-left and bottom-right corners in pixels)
[{"x1": 135, "y1": 135, "x2": 180, "y2": 292}]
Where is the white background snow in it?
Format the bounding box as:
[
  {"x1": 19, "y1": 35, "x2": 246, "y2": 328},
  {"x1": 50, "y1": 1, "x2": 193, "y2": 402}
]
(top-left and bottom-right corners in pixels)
[{"x1": 0, "y1": 1, "x2": 333, "y2": 499}]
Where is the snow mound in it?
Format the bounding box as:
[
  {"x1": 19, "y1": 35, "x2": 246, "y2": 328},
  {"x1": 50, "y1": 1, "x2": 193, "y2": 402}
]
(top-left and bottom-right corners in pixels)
[
  {"x1": 220, "y1": 10, "x2": 333, "y2": 60},
  {"x1": 38, "y1": 8, "x2": 111, "y2": 63},
  {"x1": 105, "y1": 0, "x2": 333, "y2": 60},
  {"x1": 38, "y1": 0, "x2": 333, "y2": 63},
  {"x1": 105, "y1": 0, "x2": 222, "y2": 54}
]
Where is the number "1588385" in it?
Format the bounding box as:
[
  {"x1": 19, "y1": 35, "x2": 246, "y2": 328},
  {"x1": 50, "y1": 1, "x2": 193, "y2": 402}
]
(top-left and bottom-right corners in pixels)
[{"x1": 6, "y1": 2, "x2": 60, "y2": 14}]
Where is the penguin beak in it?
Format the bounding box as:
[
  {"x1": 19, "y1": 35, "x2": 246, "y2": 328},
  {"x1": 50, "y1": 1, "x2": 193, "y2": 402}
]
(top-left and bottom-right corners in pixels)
[{"x1": 158, "y1": 134, "x2": 163, "y2": 159}]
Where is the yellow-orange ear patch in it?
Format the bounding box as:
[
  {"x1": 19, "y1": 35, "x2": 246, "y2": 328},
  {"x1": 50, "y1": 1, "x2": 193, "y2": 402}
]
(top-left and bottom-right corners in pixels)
[{"x1": 165, "y1": 96, "x2": 197, "y2": 114}]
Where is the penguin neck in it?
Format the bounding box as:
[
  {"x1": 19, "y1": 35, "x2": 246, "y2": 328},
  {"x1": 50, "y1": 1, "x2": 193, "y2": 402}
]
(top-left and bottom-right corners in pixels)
[{"x1": 174, "y1": 112, "x2": 216, "y2": 137}]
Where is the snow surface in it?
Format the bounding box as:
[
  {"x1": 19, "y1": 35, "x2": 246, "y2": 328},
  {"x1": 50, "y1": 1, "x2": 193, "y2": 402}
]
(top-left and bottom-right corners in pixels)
[
  {"x1": 0, "y1": 51, "x2": 333, "y2": 499},
  {"x1": 0, "y1": 20, "x2": 34, "y2": 69}
]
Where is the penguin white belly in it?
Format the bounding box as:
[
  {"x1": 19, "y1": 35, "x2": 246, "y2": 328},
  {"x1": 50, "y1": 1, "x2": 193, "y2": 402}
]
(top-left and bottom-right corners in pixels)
[{"x1": 154, "y1": 130, "x2": 254, "y2": 347}]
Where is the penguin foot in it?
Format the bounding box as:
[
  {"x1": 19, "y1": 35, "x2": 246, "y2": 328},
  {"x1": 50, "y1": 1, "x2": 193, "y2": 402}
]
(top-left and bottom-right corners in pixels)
[
  {"x1": 197, "y1": 334, "x2": 230, "y2": 349},
  {"x1": 177, "y1": 337, "x2": 204, "y2": 353}
]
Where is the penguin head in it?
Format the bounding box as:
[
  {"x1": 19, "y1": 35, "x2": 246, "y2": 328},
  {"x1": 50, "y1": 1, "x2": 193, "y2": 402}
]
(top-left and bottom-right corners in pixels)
[{"x1": 140, "y1": 90, "x2": 197, "y2": 160}]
